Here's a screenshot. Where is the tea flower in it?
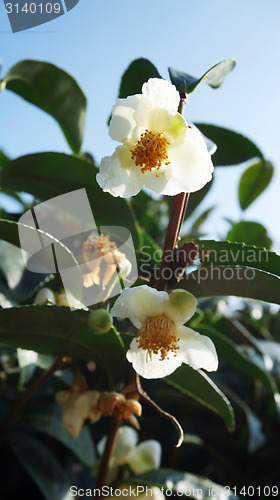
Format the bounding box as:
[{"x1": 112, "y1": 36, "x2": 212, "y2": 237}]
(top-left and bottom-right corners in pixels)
[
  {"x1": 111, "y1": 285, "x2": 218, "y2": 379},
  {"x1": 97, "y1": 78, "x2": 214, "y2": 198},
  {"x1": 56, "y1": 374, "x2": 142, "y2": 437},
  {"x1": 97, "y1": 426, "x2": 161, "y2": 483},
  {"x1": 81, "y1": 233, "x2": 131, "y2": 289}
]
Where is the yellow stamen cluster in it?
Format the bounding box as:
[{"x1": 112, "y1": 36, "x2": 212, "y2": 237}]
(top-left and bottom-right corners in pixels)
[
  {"x1": 130, "y1": 130, "x2": 170, "y2": 174},
  {"x1": 136, "y1": 314, "x2": 179, "y2": 361},
  {"x1": 83, "y1": 233, "x2": 117, "y2": 256}
]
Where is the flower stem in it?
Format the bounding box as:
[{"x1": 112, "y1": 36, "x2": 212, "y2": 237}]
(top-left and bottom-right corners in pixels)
[
  {"x1": 0, "y1": 356, "x2": 63, "y2": 437},
  {"x1": 156, "y1": 192, "x2": 189, "y2": 291},
  {"x1": 96, "y1": 416, "x2": 121, "y2": 490}
]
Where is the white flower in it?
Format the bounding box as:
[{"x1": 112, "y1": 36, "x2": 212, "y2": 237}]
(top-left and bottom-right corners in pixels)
[
  {"x1": 97, "y1": 78, "x2": 214, "y2": 198},
  {"x1": 111, "y1": 285, "x2": 218, "y2": 379},
  {"x1": 97, "y1": 425, "x2": 161, "y2": 482}
]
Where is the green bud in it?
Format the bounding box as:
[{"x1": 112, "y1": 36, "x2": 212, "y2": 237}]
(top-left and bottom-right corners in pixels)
[
  {"x1": 87, "y1": 309, "x2": 113, "y2": 335},
  {"x1": 166, "y1": 289, "x2": 197, "y2": 324}
]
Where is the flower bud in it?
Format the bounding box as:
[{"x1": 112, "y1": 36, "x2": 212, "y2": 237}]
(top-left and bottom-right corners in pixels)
[
  {"x1": 87, "y1": 309, "x2": 113, "y2": 334},
  {"x1": 166, "y1": 289, "x2": 197, "y2": 323},
  {"x1": 33, "y1": 288, "x2": 56, "y2": 305}
]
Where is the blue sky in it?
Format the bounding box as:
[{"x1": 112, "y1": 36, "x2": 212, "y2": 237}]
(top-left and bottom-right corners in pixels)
[{"x1": 0, "y1": 0, "x2": 279, "y2": 249}]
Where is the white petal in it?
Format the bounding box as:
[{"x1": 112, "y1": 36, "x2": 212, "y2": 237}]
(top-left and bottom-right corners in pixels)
[
  {"x1": 97, "y1": 425, "x2": 138, "y2": 461},
  {"x1": 142, "y1": 78, "x2": 180, "y2": 114},
  {"x1": 126, "y1": 440, "x2": 161, "y2": 474},
  {"x1": 190, "y1": 123, "x2": 217, "y2": 155},
  {"x1": 126, "y1": 337, "x2": 181, "y2": 379},
  {"x1": 97, "y1": 145, "x2": 143, "y2": 198},
  {"x1": 177, "y1": 326, "x2": 218, "y2": 371},
  {"x1": 111, "y1": 285, "x2": 168, "y2": 329},
  {"x1": 109, "y1": 95, "x2": 141, "y2": 143},
  {"x1": 160, "y1": 127, "x2": 214, "y2": 195}
]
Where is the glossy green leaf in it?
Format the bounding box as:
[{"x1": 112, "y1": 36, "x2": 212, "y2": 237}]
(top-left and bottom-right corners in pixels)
[
  {"x1": 0, "y1": 153, "x2": 140, "y2": 245},
  {"x1": 165, "y1": 364, "x2": 235, "y2": 431},
  {"x1": 169, "y1": 58, "x2": 236, "y2": 94},
  {"x1": 18, "y1": 405, "x2": 96, "y2": 467},
  {"x1": 196, "y1": 324, "x2": 278, "y2": 397},
  {"x1": 2, "y1": 60, "x2": 86, "y2": 153},
  {"x1": 226, "y1": 221, "x2": 272, "y2": 249},
  {"x1": 180, "y1": 266, "x2": 280, "y2": 305},
  {"x1": 0, "y1": 218, "x2": 79, "y2": 274},
  {"x1": 118, "y1": 58, "x2": 161, "y2": 98},
  {"x1": 195, "y1": 124, "x2": 264, "y2": 166},
  {"x1": 239, "y1": 160, "x2": 273, "y2": 210},
  {"x1": 6, "y1": 432, "x2": 69, "y2": 500},
  {"x1": 194, "y1": 240, "x2": 280, "y2": 276},
  {"x1": 0, "y1": 305, "x2": 125, "y2": 384}
]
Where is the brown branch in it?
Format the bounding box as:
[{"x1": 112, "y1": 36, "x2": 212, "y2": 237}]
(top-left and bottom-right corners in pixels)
[
  {"x1": 156, "y1": 192, "x2": 189, "y2": 291},
  {"x1": 136, "y1": 373, "x2": 184, "y2": 448},
  {"x1": 0, "y1": 356, "x2": 63, "y2": 437},
  {"x1": 96, "y1": 416, "x2": 121, "y2": 491}
]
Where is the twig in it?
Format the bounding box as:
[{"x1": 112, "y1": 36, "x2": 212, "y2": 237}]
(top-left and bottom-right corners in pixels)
[
  {"x1": 136, "y1": 373, "x2": 184, "y2": 447},
  {"x1": 96, "y1": 416, "x2": 121, "y2": 490},
  {"x1": 0, "y1": 356, "x2": 63, "y2": 437},
  {"x1": 156, "y1": 192, "x2": 189, "y2": 291}
]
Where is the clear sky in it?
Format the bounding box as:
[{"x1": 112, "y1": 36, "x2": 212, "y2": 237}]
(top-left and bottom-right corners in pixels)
[{"x1": 0, "y1": 0, "x2": 279, "y2": 249}]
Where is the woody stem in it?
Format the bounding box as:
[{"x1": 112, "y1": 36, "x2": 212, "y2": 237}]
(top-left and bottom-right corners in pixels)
[{"x1": 156, "y1": 192, "x2": 189, "y2": 291}]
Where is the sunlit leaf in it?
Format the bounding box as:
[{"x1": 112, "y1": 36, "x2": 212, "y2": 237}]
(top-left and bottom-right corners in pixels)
[
  {"x1": 2, "y1": 60, "x2": 86, "y2": 153},
  {"x1": 119, "y1": 58, "x2": 161, "y2": 98},
  {"x1": 195, "y1": 124, "x2": 264, "y2": 166},
  {"x1": 180, "y1": 266, "x2": 280, "y2": 305},
  {"x1": 239, "y1": 160, "x2": 273, "y2": 210},
  {"x1": 0, "y1": 153, "x2": 140, "y2": 245},
  {"x1": 195, "y1": 240, "x2": 280, "y2": 277},
  {"x1": 226, "y1": 221, "x2": 272, "y2": 249},
  {"x1": 169, "y1": 58, "x2": 236, "y2": 94}
]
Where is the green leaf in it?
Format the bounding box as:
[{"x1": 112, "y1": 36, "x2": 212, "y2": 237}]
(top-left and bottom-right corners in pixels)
[
  {"x1": 0, "y1": 218, "x2": 79, "y2": 275},
  {"x1": 191, "y1": 206, "x2": 215, "y2": 231},
  {"x1": 2, "y1": 60, "x2": 86, "y2": 153},
  {"x1": 18, "y1": 405, "x2": 96, "y2": 467},
  {"x1": 239, "y1": 160, "x2": 273, "y2": 210},
  {"x1": 169, "y1": 58, "x2": 236, "y2": 94},
  {"x1": 195, "y1": 240, "x2": 280, "y2": 277},
  {"x1": 196, "y1": 324, "x2": 278, "y2": 398},
  {"x1": 129, "y1": 469, "x2": 234, "y2": 499},
  {"x1": 180, "y1": 266, "x2": 280, "y2": 305},
  {"x1": 5, "y1": 432, "x2": 69, "y2": 500},
  {"x1": 0, "y1": 150, "x2": 10, "y2": 167},
  {"x1": 186, "y1": 178, "x2": 214, "y2": 217},
  {"x1": 0, "y1": 152, "x2": 140, "y2": 245},
  {"x1": 165, "y1": 364, "x2": 235, "y2": 431},
  {"x1": 0, "y1": 305, "x2": 125, "y2": 385},
  {"x1": 118, "y1": 58, "x2": 161, "y2": 98},
  {"x1": 194, "y1": 124, "x2": 264, "y2": 166},
  {"x1": 226, "y1": 221, "x2": 272, "y2": 249}
]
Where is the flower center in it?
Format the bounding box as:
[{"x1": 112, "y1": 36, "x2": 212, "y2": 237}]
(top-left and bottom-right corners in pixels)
[
  {"x1": 136, "y1": 314, "x2": 180, "y2": 361},
  {"x1": 130, "y1": 130, "x2": 171, "y2": 174},
  {"x1": 83, "y1": 234, "x2": 117, "y2": 256}
]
